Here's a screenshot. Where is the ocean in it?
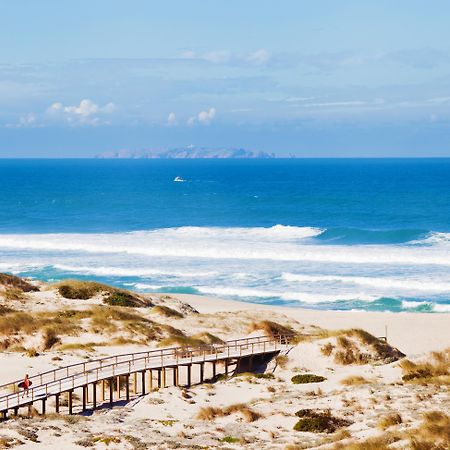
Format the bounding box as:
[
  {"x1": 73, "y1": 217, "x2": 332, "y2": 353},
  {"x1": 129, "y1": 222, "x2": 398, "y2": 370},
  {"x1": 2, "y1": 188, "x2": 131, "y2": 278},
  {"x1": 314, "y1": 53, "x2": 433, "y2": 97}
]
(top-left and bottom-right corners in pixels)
[{"x1": 1, "y1": 158, "x2": 449, "y2": 313}]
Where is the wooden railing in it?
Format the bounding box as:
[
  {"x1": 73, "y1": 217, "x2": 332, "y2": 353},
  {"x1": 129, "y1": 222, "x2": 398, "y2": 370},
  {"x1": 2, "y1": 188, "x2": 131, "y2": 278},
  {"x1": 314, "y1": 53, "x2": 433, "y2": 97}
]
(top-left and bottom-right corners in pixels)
[{"x1": 0, "y1": 335, "x2": 290, "y2": 411}]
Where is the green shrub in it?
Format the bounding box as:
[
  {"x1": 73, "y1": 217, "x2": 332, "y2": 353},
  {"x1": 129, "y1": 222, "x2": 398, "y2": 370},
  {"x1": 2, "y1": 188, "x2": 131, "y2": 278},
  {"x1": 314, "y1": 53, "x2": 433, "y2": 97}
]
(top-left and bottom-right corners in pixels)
[
  {"x1": 57, "y1": 280, "x2": 105, "y2": 299},
  {"x1": 293, "y1": 409, "x2": 350, "y2": 433},
  {"x1": 219, "y1": 436, "x2": 240, "y2": 443},
  {"x1": 291, "y1": 374, "x2": 326, "y2": 384},
  {"x1": 104, "y1": 291, "x2": 141, "y2": 307}
]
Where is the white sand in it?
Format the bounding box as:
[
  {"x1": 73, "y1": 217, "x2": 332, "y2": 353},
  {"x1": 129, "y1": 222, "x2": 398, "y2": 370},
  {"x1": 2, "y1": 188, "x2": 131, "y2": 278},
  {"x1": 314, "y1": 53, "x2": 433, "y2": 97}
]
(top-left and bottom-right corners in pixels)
[{"x1": 177, "y1": 293, "x2": 450, "y2": 356}]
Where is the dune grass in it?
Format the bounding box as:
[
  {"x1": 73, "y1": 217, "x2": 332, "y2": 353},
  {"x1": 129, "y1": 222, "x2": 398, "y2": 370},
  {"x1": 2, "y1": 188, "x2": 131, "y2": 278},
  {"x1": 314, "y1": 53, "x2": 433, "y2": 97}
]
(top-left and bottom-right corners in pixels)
[
  {"x1": 321, "y1": 329, "x2": 404, "y2": 365},
  {"x1": 378, "y1": 413, "x2": 402, "y2": 430},
  {"x1": 55, "y1": 279, "x2": 152, "y2": 308},
  {"x1": 0, "y1": 273, "x2": 39, "y2": 293},
  {"x1": 56, "y1": 280, "x2": 108, "y2": 300},
  {"x1": 400, "y1": 348, "x2": 450, "y2": 384},
  {"x1": 409, "y1": 411, "x2": 450, "y2": 449},
  {"x1": 340, "y1": 375, "x2": 373, "y2": 386},
  {"x1": 151, "y1": 305, "x2": 183, "y2": 318},
  {"x1": 196, "y1": 403, "x2": 262, "y2": 422},
  {"x1": 249, "y1": 320, "x2": 296, "y2": 340}
]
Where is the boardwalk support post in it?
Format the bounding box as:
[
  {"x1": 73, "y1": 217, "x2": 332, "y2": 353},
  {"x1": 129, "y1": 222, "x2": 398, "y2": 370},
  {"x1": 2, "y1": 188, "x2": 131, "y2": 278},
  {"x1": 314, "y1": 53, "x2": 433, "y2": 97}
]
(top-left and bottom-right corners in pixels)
[
  {"x1": 109, "y1": 379, "x2": 114, "y2": 408},
  {"x1": 55, "y1": 393, "x2": 60, "y2": 413},
  {"x1": 187, "y1": 365, "x2": 191, "y2": 387},
  {"x1": 125, "y1": 375, "x2": 130, "y2": 401},
  {"x1": 82, "y1": 386, "x2": 87, "y2": 412},
  {"x1": 157, "y1": 369, "x2": 162, "y2": 388},
  {"x1": 199, "y1": 363, "x2": 204, "y2": 383},
  {"x1": 116, "y1": 376, "x2": 120, "y2": 399},
  {"x1": 92, "y1": 382, "x2": 97, "y2": 410},
  {"x1": 41, "y1": 398, "x2": 46, "y2": 415},
  {"x1": 148, "y1": 370, "x2": 153, "y2": 392},
  {"x1": 141, "y1": 371, "x2": 146, "y2": 395},
  {"x1": 68, "y1": 390, "x2": 73, "y2": 415},
  {"x1": 173, "y1": 367, "x2": 178, "y2": 387},
  {"x1": 162, "y1": 368, "x2": 166, "y2": 388}
]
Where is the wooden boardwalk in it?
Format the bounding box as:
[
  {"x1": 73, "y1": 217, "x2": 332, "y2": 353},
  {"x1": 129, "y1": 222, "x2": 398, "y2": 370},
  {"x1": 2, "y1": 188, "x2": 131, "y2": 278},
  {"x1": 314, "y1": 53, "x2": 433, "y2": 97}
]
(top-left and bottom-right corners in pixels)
[{"x1": 0, "y1": 335, "x2": 290, "y2": 419}]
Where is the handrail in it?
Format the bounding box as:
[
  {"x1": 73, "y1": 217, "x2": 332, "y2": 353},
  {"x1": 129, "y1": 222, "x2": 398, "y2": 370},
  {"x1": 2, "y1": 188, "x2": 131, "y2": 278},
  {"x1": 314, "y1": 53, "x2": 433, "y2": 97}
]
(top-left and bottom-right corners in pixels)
[
  {"x1": 0, "y1": 335, "x2": 289, "y2": 410},
  {"x1": 0, "y1": 335, "x2": 275, "y2": 395}
]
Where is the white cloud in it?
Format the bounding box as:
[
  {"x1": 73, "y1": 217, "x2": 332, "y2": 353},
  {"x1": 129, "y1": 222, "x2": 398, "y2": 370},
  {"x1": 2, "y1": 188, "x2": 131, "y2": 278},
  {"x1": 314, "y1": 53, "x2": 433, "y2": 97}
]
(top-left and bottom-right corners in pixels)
[
  {"x1": 246, "y1": 49, "x2": 271, "y2": 65},
  {"x1": 5, "y1": 112, "x2": 40, "y2": 129},
  {"x1": 198, "y1": 107, "x2": 216, "y2": 124},
  {"x1": 187, "y1": 107, "x2": 216, "y2": 126},
  {"x1": 46, "y1": 98, "x2": 116, "y2": 125},
  {"x1": 203, "y1": 50, "x2": 231, "y2": 64},
  {"x1": 178, "y1": 49, "x2": 270, "y2": 66},
  {"x1": 187, "y1": 116, "x2": 197, "y2": 126},
  {"x1": 167, "y1": 112, "x2": 177, "y2": 126}
]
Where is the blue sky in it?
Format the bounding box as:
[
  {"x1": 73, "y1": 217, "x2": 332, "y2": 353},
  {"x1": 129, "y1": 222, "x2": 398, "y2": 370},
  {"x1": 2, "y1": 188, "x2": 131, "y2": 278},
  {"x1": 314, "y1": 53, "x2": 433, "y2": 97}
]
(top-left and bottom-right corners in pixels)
[{"x1": 1, "y1": 1, "x2": 450, "y2": 157}]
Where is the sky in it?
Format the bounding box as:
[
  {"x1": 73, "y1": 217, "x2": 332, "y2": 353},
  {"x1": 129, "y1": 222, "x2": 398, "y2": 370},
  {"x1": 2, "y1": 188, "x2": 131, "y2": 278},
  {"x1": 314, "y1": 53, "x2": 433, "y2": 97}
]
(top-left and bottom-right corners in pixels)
[{"x1": 1, "y1": 0, "x2": 450, "y2": 157}]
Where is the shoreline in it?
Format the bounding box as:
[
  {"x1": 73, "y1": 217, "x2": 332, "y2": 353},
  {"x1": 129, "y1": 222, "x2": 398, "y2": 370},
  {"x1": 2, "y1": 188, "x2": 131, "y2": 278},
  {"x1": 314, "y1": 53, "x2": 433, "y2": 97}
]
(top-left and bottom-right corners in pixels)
[{"x1": 175, "y1": 293, "x2": 450, "y2": 356}]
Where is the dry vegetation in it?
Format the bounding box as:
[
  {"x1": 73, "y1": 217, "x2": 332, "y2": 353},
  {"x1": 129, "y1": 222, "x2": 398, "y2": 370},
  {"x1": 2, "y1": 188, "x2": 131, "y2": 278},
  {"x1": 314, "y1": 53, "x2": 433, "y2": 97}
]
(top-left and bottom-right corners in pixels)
[
  {"x1": 249, "y1": 320, "x2": 297, "y2": 340},
  {"x1": 0, "y1": 273, "x2": 39, "y2": 293},
  {"x1": 400, "y1": 348, "x2": 450, "y2": 384},
  {"x1": 196, "y1": 403, "x2": 262, "y2": 423},
  {"x1": 321, "y1": 328, "x2": 405, "y2": 365},
  {"x1": 55, "y1": 279, "x2": 153, "y2": 307}
]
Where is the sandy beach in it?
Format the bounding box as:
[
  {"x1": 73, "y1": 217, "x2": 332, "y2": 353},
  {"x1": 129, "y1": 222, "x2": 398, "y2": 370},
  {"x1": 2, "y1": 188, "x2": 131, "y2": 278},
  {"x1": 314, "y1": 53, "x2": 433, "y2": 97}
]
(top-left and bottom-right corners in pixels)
[
  {"x1": 0, "y1": 277, "x2": 448, "y2": 449},
  {"x1": 178, "y1": 294, "x2": 450, "y2": 355}
]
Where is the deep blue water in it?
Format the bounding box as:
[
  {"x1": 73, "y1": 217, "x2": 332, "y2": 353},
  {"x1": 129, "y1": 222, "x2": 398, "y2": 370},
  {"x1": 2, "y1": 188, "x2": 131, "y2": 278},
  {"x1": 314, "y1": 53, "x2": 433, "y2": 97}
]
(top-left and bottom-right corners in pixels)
[{"x1": 0, "y1": 158, "x2": 449, "y2": 312}]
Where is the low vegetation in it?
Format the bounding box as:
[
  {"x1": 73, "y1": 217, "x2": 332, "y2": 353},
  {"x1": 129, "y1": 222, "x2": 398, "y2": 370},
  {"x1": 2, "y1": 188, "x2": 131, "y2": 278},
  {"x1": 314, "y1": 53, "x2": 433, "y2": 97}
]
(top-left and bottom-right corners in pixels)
[
  {"x1": 378, "y1": 412, "x2": 402, "y2": 430},
  {"x1": 340, "y1": 375, "x2": 373, "y2": 386},
  {"x1": 196, "y1": 403, "x2": 262, "y2": 422},
  {"x1": 321, "y1": 329, "x2": 404, "y2": 365},
  {"x1": 0, "y1": 272, "x2": 39, "y2": 292},
  {"x1": 291, "y1": 374, "x2": 326, "y2": 384},
  {"x1": 151, "y1": 305, "x2": 183, "y2": 318},
  {"x1": 56, "y1": 279, "x2": 152, "y2": 308},
  {"x1": 56, "y1": 280, "x2": 107, "y2": 300},
  {"x1": 293, "y1": 409, "x2": 351, "y2": 433},
  {"x1": 249, "y1": 320, "x2": 297, "y2": 340},
  {"x1": 409, "y1": 411, "x2": 450, "y2": 449},
  {"x1": 400, "y1": 348, "x2": 449, "y2": 384}
]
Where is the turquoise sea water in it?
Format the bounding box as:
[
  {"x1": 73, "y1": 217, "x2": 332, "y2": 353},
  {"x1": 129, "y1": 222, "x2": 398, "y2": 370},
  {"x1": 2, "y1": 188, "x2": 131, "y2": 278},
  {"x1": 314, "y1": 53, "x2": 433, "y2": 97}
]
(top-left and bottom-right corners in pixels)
[{"x1": 0, "y1": 158, "x2": 449, "y2": 312}]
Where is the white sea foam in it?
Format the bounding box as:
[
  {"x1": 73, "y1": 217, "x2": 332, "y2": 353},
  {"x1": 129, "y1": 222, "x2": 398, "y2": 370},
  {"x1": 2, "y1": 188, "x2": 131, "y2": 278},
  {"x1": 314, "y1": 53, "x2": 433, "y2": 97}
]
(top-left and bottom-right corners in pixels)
[
  {"x1": 401, "y1": 300, "x2": 430, "y2": 309},
  {"x1": 196, "y1": 286, "x2": 378, "y2": 303},
  {"x1": 282, "y1": 273, "x2": 450, "y2": 293},
  {"x1": 53, "y1": 264, "x2": 217, "y2": 278},
  {"x1": 432, "y1": 303, "x2": 450, "y2": 312},
  {"x1": 0, "y1": 226, "x2": 449, "y2": 266}
]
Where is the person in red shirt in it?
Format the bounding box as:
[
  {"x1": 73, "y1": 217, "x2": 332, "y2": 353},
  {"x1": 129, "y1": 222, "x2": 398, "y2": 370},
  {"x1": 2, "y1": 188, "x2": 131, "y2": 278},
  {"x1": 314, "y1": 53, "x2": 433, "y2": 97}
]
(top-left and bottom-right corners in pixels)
[{"x1": 22, "y1": 374, "x2": 30, "y2": 398}]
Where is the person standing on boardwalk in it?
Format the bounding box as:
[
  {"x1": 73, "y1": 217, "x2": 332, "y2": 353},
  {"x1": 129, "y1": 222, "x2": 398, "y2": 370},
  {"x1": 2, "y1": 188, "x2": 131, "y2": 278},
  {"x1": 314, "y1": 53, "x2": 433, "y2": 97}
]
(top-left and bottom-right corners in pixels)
[{"x1": 22, "y1": 374, "x2": 30, "y2": 398}]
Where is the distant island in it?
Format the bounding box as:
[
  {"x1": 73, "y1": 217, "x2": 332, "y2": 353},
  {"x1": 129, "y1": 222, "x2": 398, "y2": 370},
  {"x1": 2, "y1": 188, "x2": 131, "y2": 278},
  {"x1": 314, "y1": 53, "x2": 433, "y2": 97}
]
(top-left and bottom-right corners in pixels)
[{"x1": 95, "y1": 147, "x2": 282, "y2": 159}]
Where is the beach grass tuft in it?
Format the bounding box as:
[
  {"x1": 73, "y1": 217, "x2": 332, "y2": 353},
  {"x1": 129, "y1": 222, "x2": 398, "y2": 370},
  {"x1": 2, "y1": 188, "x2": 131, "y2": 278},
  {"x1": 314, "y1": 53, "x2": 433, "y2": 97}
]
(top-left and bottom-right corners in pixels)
[
  {"x1": 0, "y1": 272, "x2": 39, "y2": 293},
  {"x1": 151, "y1": 305, "x2": 183, "y2": 318},
  {"x1": 249, "y1": 320, "x2": 296, "y2": 340},
  {"x1": 196, "y1": 403, "x2": 261, "y2": 422},
  {"x1": 400, "y1": 348, "x2": 450, "y2": 384}
]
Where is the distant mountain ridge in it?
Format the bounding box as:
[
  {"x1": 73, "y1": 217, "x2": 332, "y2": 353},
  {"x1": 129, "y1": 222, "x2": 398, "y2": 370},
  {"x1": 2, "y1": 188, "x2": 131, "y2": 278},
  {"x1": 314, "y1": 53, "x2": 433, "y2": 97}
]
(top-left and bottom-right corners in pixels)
[{"x1": 96, "y1": 147, "x2": 277, "y2": 159}]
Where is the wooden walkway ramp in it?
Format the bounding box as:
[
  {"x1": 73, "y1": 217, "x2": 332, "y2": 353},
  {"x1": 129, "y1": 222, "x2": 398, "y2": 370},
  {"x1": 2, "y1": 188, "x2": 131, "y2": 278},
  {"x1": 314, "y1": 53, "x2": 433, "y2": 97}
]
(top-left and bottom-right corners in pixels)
[{"x1": 0, "y1": 335, "x2": 291, "y2": 419}]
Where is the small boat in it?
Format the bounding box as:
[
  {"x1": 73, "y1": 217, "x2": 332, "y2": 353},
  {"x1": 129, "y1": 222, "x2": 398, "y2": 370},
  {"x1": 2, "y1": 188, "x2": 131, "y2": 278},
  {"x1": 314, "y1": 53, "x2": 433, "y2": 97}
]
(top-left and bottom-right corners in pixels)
[{"x1": 174, "y1": 176, "x2": 185, "y2": 182}]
